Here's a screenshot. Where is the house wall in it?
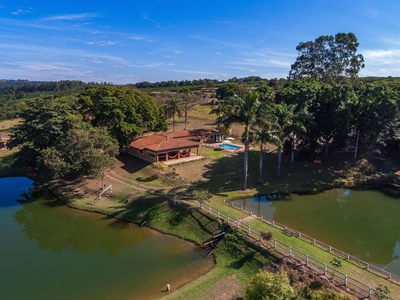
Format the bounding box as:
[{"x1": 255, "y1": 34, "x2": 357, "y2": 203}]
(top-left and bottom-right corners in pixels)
[{"x1": 127, "y1": 147, "x2": 156, "y2": 163}]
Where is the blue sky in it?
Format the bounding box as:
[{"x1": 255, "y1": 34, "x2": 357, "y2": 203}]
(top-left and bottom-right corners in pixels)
[{"x1": 1, "y1": 0, "x2": 400, "y2": 84}]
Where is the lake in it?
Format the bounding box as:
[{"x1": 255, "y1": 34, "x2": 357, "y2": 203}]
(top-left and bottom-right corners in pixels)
[
  {"x1": 0, "y1": 177, "x2": 214, "y2": 300},
  {"x1": 232, "y1": 188, "x2": 400, "y2": 276}
]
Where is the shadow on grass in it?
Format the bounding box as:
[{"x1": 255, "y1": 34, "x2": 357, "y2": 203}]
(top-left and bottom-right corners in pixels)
[
  {"x1": 193, "y1": 149, "x2": 352, "y2": 196},
  {"x1": 229, "y1": 251, "x2": 256, "y2": 269}
]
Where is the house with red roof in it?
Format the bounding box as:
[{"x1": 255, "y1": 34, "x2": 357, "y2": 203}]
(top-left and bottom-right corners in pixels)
[{"x1": 127, "y1": 129, "x2": 224, "y2": 163}]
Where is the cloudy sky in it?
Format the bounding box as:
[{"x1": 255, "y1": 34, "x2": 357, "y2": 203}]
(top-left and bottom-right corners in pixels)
[{"x1": 1, "y1": 0, "x2": 400, "y2": 84}]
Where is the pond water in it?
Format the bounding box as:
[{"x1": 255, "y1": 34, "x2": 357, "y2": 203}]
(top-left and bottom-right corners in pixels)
[
  {"x1": 0, "y1": 177, "x2": 214, "y2": 300},
  {"x1": 232, "y1": 188, "x2": 400, "y2": 276}
]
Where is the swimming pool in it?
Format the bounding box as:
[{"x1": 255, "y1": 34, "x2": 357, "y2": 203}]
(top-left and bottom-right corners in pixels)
[{"x1": 219, "y1": 143, "x2": 243, "y2": 150}]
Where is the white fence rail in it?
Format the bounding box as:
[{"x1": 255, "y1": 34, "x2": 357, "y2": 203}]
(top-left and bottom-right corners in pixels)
[
  {"x1": 227, "y1": 200, "x2": 400, "y2": 283},
  {"x1": 200, "y1": 203, "x2": 395, "y2": 300}
]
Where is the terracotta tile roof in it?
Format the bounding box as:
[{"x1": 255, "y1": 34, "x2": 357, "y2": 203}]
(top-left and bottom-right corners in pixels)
[{"x1": 130, "y1": 132, "x2": 201, "y2": 152}]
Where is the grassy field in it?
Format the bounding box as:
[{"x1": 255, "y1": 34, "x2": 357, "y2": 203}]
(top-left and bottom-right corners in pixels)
[{"x1": 1, "y1": 106, "x2": 400, "y2": 299}]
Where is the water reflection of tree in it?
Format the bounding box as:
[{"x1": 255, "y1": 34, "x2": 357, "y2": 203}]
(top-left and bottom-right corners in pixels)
[{"x1": 13, "y1": 199, "x2": 154, "y2": 255}]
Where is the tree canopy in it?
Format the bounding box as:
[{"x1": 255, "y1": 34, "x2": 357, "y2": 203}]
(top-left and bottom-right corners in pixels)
[
  {"x1": 288, "y1": 32, "x2": 365, "y2": 82},
  {"x1": 78, "y1": 86, "x2": 167, "y2": 146},
  {"x1": 8, "y1": 95, "x2": 118, "y2": 179}
]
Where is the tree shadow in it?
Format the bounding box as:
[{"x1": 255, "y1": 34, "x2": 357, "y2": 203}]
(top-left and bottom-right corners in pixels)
[
  {"x1": 116, "y1": 154, "x2": 153, "y2": 174},
  {"x1": 229, "y1": 251, "x2": 256, "y2": 269}
]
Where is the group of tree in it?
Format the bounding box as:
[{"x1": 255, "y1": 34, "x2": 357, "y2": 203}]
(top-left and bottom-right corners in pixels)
[
  {"x1": 153, "y1": 88, "x2": 205, "y2": 131},
  {"x1": 7, "y1": 86, "x2": 167, "y2": 181},
  {"x1": 212, "y1": 32, "x2": 400, "y2": 189}
]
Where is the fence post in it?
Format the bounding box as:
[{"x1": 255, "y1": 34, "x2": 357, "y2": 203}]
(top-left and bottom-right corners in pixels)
[
  {"x1": 200, "y1": 202, "x2": 203, "y2": 209},
  {"x1": 306, "y1": 255, "x2": 309, "y2": 265},
  {"x1": 313, "y1": 239, "x2": 316, "y2": 245},
  {"x1": 218, "y1": 211, "x2": 220, "y2": 218},
  {"x1": 237, "y1": 220, "x2": 240, "y2": 228},
  {"x1": 344, "y1": 275, "x2": 348, "y2": 286},
  {"x1": 209, "y1": 206, "x2": 211, "y2": 213},
  {"x1": 366, "y1": 264, "x2": 369, "y2": 270},
  {"x1": 272, "y1": 220, "x2": 274, "y2": 226},
  {"x1": 368, "y1": 287, "x2": 372, "y2": 297},
  {"x1": 289, "y1": 247, "x2": 292, "y2": 257},
  {"x1": 324, "y1": 265, "x2": 327, "y2": 275},
  {"x1": 273, "y1": 239, "x2": 277, "y2": 248},
  {"x1": 248, "y1": 226, "x2": 250, "y2": 234}
]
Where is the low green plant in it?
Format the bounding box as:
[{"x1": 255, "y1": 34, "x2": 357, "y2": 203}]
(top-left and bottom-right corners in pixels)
[
  {"x1": 260, "y1": 231, "x2": 273, "y2": 241},
  {"x1": 151, "y1": 162, "x2": 169, "y2": 171},
  {"x1": 245, "y1": 270, "x2": 295, "y2": 300},
  {"x1": 375, "y1": 284, "x2": 391, "y2": 300}
]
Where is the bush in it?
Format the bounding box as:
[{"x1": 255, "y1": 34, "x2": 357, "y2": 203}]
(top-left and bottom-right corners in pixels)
[
  {"x1": 151, "y1": 162, "x2": 168, "y2": 171},
  {"x1": 260, "y1": 231, "x2": 273, "y2": 241},
  {"x1": 245, "y1": 270, "x2": 295, "y2": 300}
]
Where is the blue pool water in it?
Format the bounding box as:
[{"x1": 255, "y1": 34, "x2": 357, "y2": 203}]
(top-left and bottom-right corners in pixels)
[{"x1": 219, "y1": 143, "x2": 243, "y2": 150}]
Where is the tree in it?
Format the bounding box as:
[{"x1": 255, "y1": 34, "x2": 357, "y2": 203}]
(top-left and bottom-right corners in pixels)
[
  {"x1": 161, "y1": 169, "x2": 187, "y2": 207},
  {"x1": 191, "y1": 188, "x2": 212, "y2": 204},
  {"x1": 283, "y1": 108, "x2": 306, "y2": 172},
  {"x1": 165, "y1": 97, "x2": 183, "y2": 132},
  {"x1": 245, "y1": 270, "x2": 295, "y2": 300},
  {"x1": 8, "y1": 95, "x2": 80, "y2": 168},
  {"x1": 251, "y1": 111, "x2": 277, "y2": 183},
  {"x1": 288, "y1": 32, "x2": 365, "y2": 82},
  {"x1": 216, "y1": 82, "x2": 243, "y2": 100},
  {"x1": 270, "y1": 103, "x2": 299, "y2": 177},
  {"x1": 78, "y1": 86, "x2": 167, "y2": 146},
  {"x1": 312, "y1": 83, "x2": 355, "y2": 156},
  {"x1": 8, "y1": 95, "x2": 119, "y2": 179},
  {"x1": 212, "y1": 92, "x2": 266, "y2": 189},
  {"x1": 352, "y1": 82, "x2": 399, "y2": 152}
]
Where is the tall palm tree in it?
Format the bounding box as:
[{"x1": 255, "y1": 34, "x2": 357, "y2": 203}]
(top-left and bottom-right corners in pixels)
[
  {"x1": 285, "y1": 109, "x2": 306, "y2": 172},
  {"x1": 251, "y1": 125, "x2": 277, "y2": 184},
  {"x1": 273, "y1": 103, "x2": 306, "y2": 177},
  {"x1": 270, "y1": 103, "x2": 301, "y2": 177},
  {"x1": 212, "y1": 92, "x2": 264, "y2": 189},
  {"x1": 165, "y1": 97, "x2": 183, "y2": 132}
]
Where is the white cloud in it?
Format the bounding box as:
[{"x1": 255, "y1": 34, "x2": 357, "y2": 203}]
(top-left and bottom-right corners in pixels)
[
  {"x1": 363, "y1": 49, "x2": 400, "y2": 65},
  {"x1": 85, "y1": 40, "x2": 118, "y2": 46},
  {"x1": 141, "y1": 12, "x2": 162, "y2": 29},
  {"x1": 12, "y1": 8, "x2": 31, "y2": 15},
  {"x1": 42, "y1": 13, "x2": 99, "y2": 21},
  {"x1": 132, "y1": 63, "x2": 163, "y2": 68}
]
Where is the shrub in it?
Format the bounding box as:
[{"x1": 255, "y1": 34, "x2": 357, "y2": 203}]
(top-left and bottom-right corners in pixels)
[
  {"x1": 151, "y1": 162, "x2": 168, "y2": 171},
  {"x1": 260, "y1": 231, "x2": 273, "y2": 241},
  {"x1": 245, "y1": 270, "x2": 295, "y2": 300}
]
